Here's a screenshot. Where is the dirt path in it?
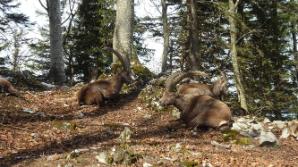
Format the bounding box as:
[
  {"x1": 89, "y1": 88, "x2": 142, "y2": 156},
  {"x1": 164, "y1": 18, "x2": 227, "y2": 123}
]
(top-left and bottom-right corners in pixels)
[{"x1": 0, "y1": 88, "x2": 297, "y2": 166}]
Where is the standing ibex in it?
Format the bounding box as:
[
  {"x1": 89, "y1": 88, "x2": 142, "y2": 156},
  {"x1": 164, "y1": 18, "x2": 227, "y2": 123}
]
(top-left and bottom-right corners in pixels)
[
  {"x1": 77, "y1": 47, "x2": 135, "y2": 106},
  {"x1": 178, "y1": 71, "x2": 227, "y2": 100},
  {"x1": 0, "y1": 77, "x2": 19, "y2": 96},
  {"x1": 160, "y1": 71, "x2": 232, "y2": 130}
]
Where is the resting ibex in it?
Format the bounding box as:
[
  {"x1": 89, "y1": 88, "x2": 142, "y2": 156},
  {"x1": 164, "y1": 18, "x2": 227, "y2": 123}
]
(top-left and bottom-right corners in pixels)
[
  {"x1": 0, "y1": 77, "x2": 19, "y2": 96},
  {"x1": 77, "y1": 47, "x2": 135, "y2": 106},
  {"x1": 178, "y1": 71, "x2": 227, "y2": 100},
  {"x1": 160, "y1": 71, "x2": 232, "y2": 130}
]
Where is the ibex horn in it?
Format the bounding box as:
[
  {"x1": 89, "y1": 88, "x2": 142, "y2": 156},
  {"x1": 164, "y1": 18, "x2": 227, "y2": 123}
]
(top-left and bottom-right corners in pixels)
[
  {"x1": 166, "y1": 71, "x2": 208, "y2": 92},
  {"x1": 103, "y1": 47, "x2": 131, "y2": 72}
]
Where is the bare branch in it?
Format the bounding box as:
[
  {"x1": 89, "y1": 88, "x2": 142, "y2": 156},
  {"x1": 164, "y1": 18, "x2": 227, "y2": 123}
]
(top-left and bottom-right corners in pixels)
[
  {"x1": 234, "y1": 0, "x2": 240, "y2": 8},
  {"x1": 38, "y1": 0, "x2": 48, "y2": 11},
  {"x1": 62, "y1": 0, "x2": 77, "y2": 25}
]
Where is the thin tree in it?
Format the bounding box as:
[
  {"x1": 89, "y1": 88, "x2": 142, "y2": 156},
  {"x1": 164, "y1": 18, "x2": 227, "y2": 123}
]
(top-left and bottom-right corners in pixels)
[
  {"x1": 228, "y1": 0, "x2": 248, "y2": 111},
  {"x1": 291, "y1": 1, "x2": 298, "y2": 84},
  {"x1": 39, "y1": 0, "x2": 66, "y2": 85},
  {"x1": 186, "y1": 0, "x2": 200, "y2": 70},
  {"x1": 12, "y1": 29, "x2": 22, "y2": 72},
  {"x1": 161, "y1": 0, "x2": 170, "y2": 73}
]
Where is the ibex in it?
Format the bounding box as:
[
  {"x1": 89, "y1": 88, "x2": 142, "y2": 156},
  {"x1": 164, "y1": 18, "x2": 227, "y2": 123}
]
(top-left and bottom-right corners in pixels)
[
  {"x1": 178, "y1": 71, "x2": 227, "y2": 100},
  {"x1": 77, "y1": 47, "x2": 135, "y2": 106},
  {"x1": 160, "y1": 71, "x2": 232, "y2": 130},
  {"x1": 0, "y1": 77, "x2": 19, "y2": 96}
]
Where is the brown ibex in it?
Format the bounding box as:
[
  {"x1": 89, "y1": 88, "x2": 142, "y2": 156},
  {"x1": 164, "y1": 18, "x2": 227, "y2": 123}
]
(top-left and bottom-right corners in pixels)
[
  {"x1": 0, "y1": 77, "x2": 19, "y2": 96},
  {"x1": 160, "y1": 71, "x2": 232, "y2": 130},
  {"x1": 77, "y1": 47, "x2": 135, "y2": 106},
  {"x1": 178, "y1": 71, "x2": 227, "y2": 100}
]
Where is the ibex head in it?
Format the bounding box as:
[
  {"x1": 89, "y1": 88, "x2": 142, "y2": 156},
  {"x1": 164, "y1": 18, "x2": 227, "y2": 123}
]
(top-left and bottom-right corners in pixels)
[
  {"x1": 103, "y1": 47, "x2": 136, "y2": 84},
  {"x1": 160, "y1": 71, "x2": 208, "y2": 106},
  {"x1": 0, "y1": 77, "x2": 19, "y2": 96},
  {"x1": 212, "y1": 71, "x2": 227, "y2": 100},
  {"x1": 119, "y1": 70, "x2": 135, "y2": 84}
]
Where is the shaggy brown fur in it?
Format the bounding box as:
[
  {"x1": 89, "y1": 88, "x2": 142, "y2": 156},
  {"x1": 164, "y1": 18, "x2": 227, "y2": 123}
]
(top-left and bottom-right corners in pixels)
[
  {"x1": 0, "y1": 77, "x2": 18, "y2": 96},
  {"x1": 77, "y1": 71, "x2": 132, "y2": 105},
  {"x1": 160, "y1": 71, "x2": 232, "y2": 129},
  {"x1": 177, "y1": 71, "x2": 227, "y2": 100},
  {"x1": 77, "y1": 47, "x2": 134, "y2": 106}
]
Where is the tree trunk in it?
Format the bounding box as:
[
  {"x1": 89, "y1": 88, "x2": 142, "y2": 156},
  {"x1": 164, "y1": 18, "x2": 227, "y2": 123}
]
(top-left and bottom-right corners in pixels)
[
  {"x1": 161, "y1": 0, "x2": 170, "y2": 73},
  {"x1": 292, "y1": 23, "x2": 298, "y2": 84},
  {"x1": 113, "y1": 0, "x2": 134, "y2": 64},
  {"x1": 12, "y1": 30, "x2": 21, "y2": 73},
  {"x1": 187, "y1": 0, "x2": 200, "y2": 70},
  {"x1": 48, "y1": 0, "x2": 66, "y2": 85},
  {"x1": 228, "y1": 0, "x2": 248, "y2": 112}
]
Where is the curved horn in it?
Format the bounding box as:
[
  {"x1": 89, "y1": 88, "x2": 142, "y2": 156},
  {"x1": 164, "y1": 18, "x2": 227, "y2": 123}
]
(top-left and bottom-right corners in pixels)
[
  {"x1": 103, "y1": 47, "x2": 130, "y2": 72},
  {"x1": 212, "y1": 71, "x2": 228, "y2": 98},
  {"x1": 165, "y1": 71, "x2": 208, "y2": 92},
  {"x1": 165, "y1": 71, "x2": 183, "y2": 91},
  {"x1": 220, "y1": 71, "x2": 227, "y2": 85}
]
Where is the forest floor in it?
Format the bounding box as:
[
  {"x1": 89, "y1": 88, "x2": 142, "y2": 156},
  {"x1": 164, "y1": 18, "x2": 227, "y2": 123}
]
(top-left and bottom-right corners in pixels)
[{"x1": 0, "y1": 86, "x2": 297, "y2": 167}]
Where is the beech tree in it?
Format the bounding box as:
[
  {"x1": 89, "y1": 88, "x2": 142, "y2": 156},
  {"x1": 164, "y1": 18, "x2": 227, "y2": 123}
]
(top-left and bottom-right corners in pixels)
[{"x1": 113, "y1": 0, "x2": 134, "y2": 64}]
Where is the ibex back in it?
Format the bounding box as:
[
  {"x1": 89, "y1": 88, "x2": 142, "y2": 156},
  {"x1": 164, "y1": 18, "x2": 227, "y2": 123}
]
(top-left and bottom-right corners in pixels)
[{"x1": 178, "y1": 71, "x2": 227, "y2": 100}]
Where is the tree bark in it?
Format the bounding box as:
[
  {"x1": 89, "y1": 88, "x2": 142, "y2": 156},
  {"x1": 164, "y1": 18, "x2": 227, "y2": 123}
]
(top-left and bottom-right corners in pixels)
[
  {"x1": 48, "y1": 0, "x2": 66, "y2": 85},
  {"x1": 161, "y1": 0, "x2": 170, "y2": 73},
  {"x1": 228, "y1": 0, "x2": 248, "y2": 112},
  {"x1": 187, "y1": 0, "x2": 200, "y2": 70},
  {"x1": 113, "y1": 0, "x2": 134, "y2": 64},
  {"x1": 12, "y1": 30, "x2": 21, "y2": 73},
  {"x1": 291, "y1": 23, "x2": 298, "y2": 84}
]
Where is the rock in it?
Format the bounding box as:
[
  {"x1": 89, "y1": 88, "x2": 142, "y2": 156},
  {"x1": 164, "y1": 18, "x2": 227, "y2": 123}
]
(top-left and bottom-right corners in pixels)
[
  {"x1": 22, "y1": 108, "x2": 36, "y2": 114},
  {"x1": 64, "y1": 163, "x2": 73, "y2": 167},
  {"x1": 143, "y1": 162, "x2": 153, "y2": 167},
  {"x1": 211, "y1": 140, "x2": 231, "y2": 149},
  {"x1": 143, "y1": 113, "x2": 152, "y2": 119},
  {"x1": 288, "y1": 120, "x2": 298, "y2": 137},
  {"x1": 173, "y1": 143, "x2": 182, "y2": 152},
  {"x1": 35, "y1": 112, "x2": 46, "y2": 117},
  {"x1": 30, "y1": 133, "x2": 40, "y2": 139},
  {"x1": 263, "y1": 118, "x2": 271, "y2": 124},
  {"x1": 202, "y1": 160, "x2": 213, "y2": 167},
  {"x1": 112, "y1": 148, "x2": 126, "y2": 164},
  {"x1": 231, "y1": 121, "x2": 248, "y2": 132},
  {"x1": 248, "y1": 122, "x2": 263, "y2": 137},
  {"x1": 66, "y1": 149, "x2": 80, "y2": 160},
  {"x1": 272, "y1": 120, "x2": 286, "y2": 129},
  {"x1": 96, "y1": 152, "x2": 110, "y2": 164},
  {"x1": 40, "y1": 82, "x2": 56, "y2": 89},
  {"x1": 75, "y1": 112, "x2": 85, "y2": 118},
  {"x1": 280, "y1": 127, "x2": 290, "y2": 139},
  {"x1": 259, "y1": 131, "x2": 278, "y2": 147},
  {"x1": 280, "y1": 120, "x2": 298, "y2": 139},
  {"x1": 231, "y1": 117, "x2": 263, "y2": 138}
]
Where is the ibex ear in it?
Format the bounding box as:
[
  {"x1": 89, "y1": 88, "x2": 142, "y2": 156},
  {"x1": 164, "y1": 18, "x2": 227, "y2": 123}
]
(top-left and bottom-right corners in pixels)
[
  {"x1": 220, "y1": 77, "x2": 227, "y2": 89},
  {"x1": 212, "y1": 79, "x2": 222, "y2": 97}
]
